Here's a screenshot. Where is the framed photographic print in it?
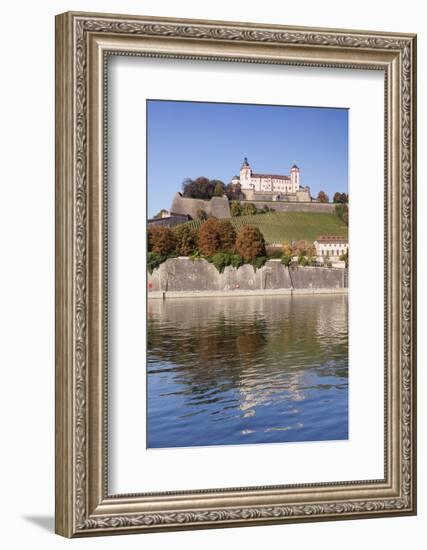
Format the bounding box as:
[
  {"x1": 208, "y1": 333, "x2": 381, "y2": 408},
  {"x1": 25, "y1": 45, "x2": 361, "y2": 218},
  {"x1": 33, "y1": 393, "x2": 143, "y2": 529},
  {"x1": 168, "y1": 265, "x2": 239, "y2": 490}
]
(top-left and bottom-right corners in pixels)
[{"x1": 55, "y1": 11, "x2": 417, "y2": 537}]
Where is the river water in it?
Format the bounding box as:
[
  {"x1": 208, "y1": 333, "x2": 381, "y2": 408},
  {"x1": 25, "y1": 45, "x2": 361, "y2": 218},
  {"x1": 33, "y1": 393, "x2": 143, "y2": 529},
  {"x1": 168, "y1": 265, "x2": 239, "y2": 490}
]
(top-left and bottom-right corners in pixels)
[{"x1": 147, "y1": 294, "x2": 348, "y2": 448}]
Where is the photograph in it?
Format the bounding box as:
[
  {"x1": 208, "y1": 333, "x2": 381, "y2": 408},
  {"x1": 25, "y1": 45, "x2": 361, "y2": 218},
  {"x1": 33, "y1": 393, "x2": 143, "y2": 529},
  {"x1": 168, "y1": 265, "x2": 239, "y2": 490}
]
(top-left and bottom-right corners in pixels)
[{"x1": 146, "y1": 100, "x2": 349, "y2": 448}]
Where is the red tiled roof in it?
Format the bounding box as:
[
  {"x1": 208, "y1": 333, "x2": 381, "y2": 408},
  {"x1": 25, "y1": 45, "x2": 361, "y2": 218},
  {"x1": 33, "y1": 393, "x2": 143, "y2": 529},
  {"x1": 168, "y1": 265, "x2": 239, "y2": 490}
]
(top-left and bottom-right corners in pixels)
[
  {"x1": 251, "y1": 173, "x2": 291, "y2": 180},
  {"x1": 316, "y1": 235, "x2": 348, "y2": 243}
]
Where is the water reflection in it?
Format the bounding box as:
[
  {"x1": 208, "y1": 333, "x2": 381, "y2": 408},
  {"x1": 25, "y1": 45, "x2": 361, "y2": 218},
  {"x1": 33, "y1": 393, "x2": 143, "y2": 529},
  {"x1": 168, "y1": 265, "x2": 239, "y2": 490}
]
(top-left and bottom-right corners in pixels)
[{"x1": 147, "y1": 294, "x2": 348, "y2": 448}]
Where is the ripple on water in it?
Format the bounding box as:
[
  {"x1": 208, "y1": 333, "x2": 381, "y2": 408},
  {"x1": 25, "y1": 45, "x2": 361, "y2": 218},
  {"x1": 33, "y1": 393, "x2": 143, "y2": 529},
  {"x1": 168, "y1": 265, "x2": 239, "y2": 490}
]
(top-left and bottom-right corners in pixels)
[{"x1": 147, "y1": 294, "x2": 348, "y2": 448}]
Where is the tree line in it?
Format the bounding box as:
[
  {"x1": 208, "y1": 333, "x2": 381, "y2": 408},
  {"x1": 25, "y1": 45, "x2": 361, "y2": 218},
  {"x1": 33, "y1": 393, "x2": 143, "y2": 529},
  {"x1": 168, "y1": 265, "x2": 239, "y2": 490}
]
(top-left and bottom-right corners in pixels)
[
  {"x1": 147, "y1": 219, "x2": 266, "y2": 274},
  {"x1": 182, "y1": 177, "x2": 242, "y2": 201}
]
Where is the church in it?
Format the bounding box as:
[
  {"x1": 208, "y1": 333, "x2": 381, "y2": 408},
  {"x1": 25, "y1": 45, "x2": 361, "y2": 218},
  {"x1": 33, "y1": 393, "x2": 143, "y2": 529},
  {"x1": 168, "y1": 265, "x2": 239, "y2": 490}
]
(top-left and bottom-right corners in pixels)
[{"x1": 231, "y1": 157, "x2": 311, "y2": 202}]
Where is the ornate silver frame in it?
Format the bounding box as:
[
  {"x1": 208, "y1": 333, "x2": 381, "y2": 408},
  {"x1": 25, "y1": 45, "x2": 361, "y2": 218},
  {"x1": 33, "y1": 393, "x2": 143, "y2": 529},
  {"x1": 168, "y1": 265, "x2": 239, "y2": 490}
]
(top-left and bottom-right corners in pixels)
[{"x1": 55, "y1": 11, "x2": 417, "y2": 537}]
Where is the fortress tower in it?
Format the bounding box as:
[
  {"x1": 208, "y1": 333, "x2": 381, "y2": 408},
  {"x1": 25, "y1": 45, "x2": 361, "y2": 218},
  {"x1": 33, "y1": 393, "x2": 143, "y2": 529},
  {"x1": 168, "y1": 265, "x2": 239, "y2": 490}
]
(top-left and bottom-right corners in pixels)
[
  {"x1": 290, "y1": 163, "x2": 300, "y2": 191},
  {"x1": 239, "y1": 157, "x2": 253, "y2": 189}
]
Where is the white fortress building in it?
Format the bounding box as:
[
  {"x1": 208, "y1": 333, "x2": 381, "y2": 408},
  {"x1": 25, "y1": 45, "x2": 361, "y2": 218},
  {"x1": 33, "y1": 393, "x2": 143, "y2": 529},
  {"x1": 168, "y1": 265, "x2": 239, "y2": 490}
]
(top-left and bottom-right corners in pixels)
[{"x1": 231, "y1": 157, "x2": 311, "y2": 202}]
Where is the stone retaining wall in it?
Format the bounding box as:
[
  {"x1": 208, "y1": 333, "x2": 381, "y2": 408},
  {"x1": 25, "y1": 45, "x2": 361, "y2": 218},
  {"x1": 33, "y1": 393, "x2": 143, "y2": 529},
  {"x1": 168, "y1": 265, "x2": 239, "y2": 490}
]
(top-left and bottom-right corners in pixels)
[
  {"x1": 148, "y1": 258, "x2": 347, "y2": 295},
  {"x1": 170, "y1": 193, "x2": 230, "y2": 219},
  {"x1": 242, "y1": 200, "x2": 336, "y2": 213}
]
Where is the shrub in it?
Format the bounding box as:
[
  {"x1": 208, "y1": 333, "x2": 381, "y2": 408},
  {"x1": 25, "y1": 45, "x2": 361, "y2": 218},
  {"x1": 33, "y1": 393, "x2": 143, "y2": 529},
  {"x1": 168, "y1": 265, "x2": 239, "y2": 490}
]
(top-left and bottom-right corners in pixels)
[
  {"x1": 196, "y1": 208, "x2": 208, "y2": 220},
  {"x1": 282, "y1": 241, "x2": 293, "y2": 257},
  {"x1": 189, "y1": 249, "x2": 206, "y2": 261},
  {"x1": 281, "y1": 254, "x2": 292, "y2": 266},
  {"x1": 267, "y1": 250, "x2": 283, "y2": 259},
  {"x1": 147, "y1": 226, "x2": 177, "y2": 255},
  {"x1": 294, "y1": 239, "x2": 308, "y2": 255},
  {"x1": 230, "y1": 253, "x2": 244, "y2": 269},
  {"x1": 197, "y1": 218, "x2": 222, "y2": 256},
  {"x1": 339, "y1": 251, "x2": 349, "y2": 267},
  {"x1": 298, "y1": 256, "x2": 309, "y2": 266},
  {"x1": 211, "y1": 252, "x2": 231, "y2": 273},
  {"x1": 241, "y1": 202, "x2": 258, "y2": 216},
  {"x1": 173, "y1": 224, "x2": 198, "y2": 256},
  {"x1": 250, "y1": 256, "x2": 267, "y2": 270},
  {"x1": 218, "y1": 220, "x2": 237, "y2": 251},
  {"x1": 230, "y1": 201, "x2": 243, "y2": 217},
  {"x1": 235, "y1": 225, "x2": 266, "y2": 261},
  {"x1": 335, "y1": 203, "x2": 349, "y2": 225},
  {"x1": 147, "y1": 251, "x2": 164, "y2": 274}
]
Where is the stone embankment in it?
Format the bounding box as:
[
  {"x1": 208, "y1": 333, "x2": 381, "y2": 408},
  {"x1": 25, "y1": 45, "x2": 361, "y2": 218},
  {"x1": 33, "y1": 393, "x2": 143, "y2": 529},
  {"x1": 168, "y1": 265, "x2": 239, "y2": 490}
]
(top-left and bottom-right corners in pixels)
[{"x1": 148, "y1": 258, "x2": 347, "y2": 299}]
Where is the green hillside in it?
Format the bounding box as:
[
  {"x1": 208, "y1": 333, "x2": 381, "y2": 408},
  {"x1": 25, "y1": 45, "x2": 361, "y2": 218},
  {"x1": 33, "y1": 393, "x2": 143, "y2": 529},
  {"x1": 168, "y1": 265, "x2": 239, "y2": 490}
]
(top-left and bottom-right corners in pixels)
[{"x1": 186, "y1": 211, "x2": 348, "y2": 245}]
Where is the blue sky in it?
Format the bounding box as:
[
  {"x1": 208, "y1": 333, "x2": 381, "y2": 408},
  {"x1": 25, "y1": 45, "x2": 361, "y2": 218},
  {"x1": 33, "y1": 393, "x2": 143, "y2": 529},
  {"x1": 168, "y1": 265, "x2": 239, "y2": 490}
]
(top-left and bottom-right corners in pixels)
[{"x1": 147, "y1": 100, "x2": 348, "y2": 217}]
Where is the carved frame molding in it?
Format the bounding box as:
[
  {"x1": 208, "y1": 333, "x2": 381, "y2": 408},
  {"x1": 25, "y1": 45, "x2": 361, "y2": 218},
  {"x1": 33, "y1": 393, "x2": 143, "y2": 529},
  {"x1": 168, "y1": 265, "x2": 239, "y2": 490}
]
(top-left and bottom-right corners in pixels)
[{"x1": 55, "y1": 11, "x2": 416, "y2": 537}]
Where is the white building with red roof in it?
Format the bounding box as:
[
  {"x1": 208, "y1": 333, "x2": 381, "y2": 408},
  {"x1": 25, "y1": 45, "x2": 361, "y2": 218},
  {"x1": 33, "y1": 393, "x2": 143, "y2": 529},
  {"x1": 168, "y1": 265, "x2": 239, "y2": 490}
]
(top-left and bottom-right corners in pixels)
[
  {"x1": 314, "y1": 235, "x2": 348, "y2": 260},
  {"x1": 231, "y1": 157, "x2": 311, "y2": 202}
]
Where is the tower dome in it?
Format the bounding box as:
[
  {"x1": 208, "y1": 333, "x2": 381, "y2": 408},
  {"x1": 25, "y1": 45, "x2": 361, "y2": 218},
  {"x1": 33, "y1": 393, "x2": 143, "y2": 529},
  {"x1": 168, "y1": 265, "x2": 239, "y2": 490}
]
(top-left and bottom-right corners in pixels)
[{"x1": 241, "y1": 156, "x2": 250, "y2": 169}]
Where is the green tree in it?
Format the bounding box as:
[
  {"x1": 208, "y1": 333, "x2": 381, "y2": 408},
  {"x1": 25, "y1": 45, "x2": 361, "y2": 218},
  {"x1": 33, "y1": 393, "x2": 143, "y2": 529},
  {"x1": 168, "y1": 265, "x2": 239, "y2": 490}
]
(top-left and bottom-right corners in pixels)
[
  {"x1": 235, "y1": 225, "x2": 266, "y2": 260},
  {"x1": 339, "y1": 250, "x2": 349, "y2": 267},
  {"x1": 182, "y1": 177, "x2": 226, "y2": 200},
  {"x1": 335, "y1": 203, "x2": 349, "y2": 225},
  {"x1": 213, "y1": 180, "x2": 226, "y2": 197},
  {"x1": 211, "y1": 252, "x2": 231, "y2": 273},
  {"x1": 281, "y1": 255, "x2": 292, "y2": 266}
]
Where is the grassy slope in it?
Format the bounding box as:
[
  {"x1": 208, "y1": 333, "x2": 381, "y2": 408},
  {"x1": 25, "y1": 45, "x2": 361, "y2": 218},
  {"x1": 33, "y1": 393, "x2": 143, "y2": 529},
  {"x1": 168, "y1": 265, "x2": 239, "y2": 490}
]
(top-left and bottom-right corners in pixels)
[{"x1": 186, "y1": 211, "x2": 348, "y2": 244}]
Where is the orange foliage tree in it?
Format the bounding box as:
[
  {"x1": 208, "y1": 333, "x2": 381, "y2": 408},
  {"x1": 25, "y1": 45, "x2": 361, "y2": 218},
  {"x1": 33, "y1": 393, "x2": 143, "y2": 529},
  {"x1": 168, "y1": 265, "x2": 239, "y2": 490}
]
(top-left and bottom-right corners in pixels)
[{"x1": 235, "y1": 225, "x2": 266, "y2": 261}]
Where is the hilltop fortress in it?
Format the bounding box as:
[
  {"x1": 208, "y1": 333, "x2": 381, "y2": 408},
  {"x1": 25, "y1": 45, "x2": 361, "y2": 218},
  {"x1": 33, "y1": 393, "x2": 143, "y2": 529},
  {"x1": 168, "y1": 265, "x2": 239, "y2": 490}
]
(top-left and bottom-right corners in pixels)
[
  {"x1": 168, "y1": 157, "x2": 334, "y2": 221},
  {"x1": 231, "y1": 157, "x2": 311, "y2": 202}
]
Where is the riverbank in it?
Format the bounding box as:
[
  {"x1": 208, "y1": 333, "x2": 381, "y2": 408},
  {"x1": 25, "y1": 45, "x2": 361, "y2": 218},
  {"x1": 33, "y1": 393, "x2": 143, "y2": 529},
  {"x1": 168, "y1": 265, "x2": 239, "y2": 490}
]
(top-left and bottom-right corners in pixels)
[
  {"x1": 148, "y1": 258, "x2": 348, "y2": 298},
  {"x1": 148, "y1": 287, "x2": 348, "y2": 299}
]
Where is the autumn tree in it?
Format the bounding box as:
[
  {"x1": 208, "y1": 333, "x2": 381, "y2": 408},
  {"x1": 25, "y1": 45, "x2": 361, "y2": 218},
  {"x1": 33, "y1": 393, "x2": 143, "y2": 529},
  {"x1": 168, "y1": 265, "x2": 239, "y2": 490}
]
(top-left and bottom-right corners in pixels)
[
  {"x1": 235, "y1": 225, "x2": 266, "y2": 261},
  {"x1": 147, "y1": 226, "x2": 177, "y2": 255},
  {"x1": 294, "y1": 240, "x2": 308, "y2": 255},
  {"x1": 217, "y1": 220, "x2": 237, "y2": 251},
  {"x1": 317, "y1": 190, "x2": 329, "y2": 203},
  {"x1": 173, "y1": 224, "x2": 198, "y2": 256},
  {"x1": 306, "y1": 243, "x2": 317, "y2": 263},
  {"x1": 197, "y1": 218, "x2": 222, "y2": 256},
  {"x1": 282, "y1": 241, "x2": 293, "y2": 257},
  {"x1": 225, "y1": 182, "x2": 243, "y2": 201},
  {"x1": 333, "y1": 192, "x2": 348, "y2": 204}
]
